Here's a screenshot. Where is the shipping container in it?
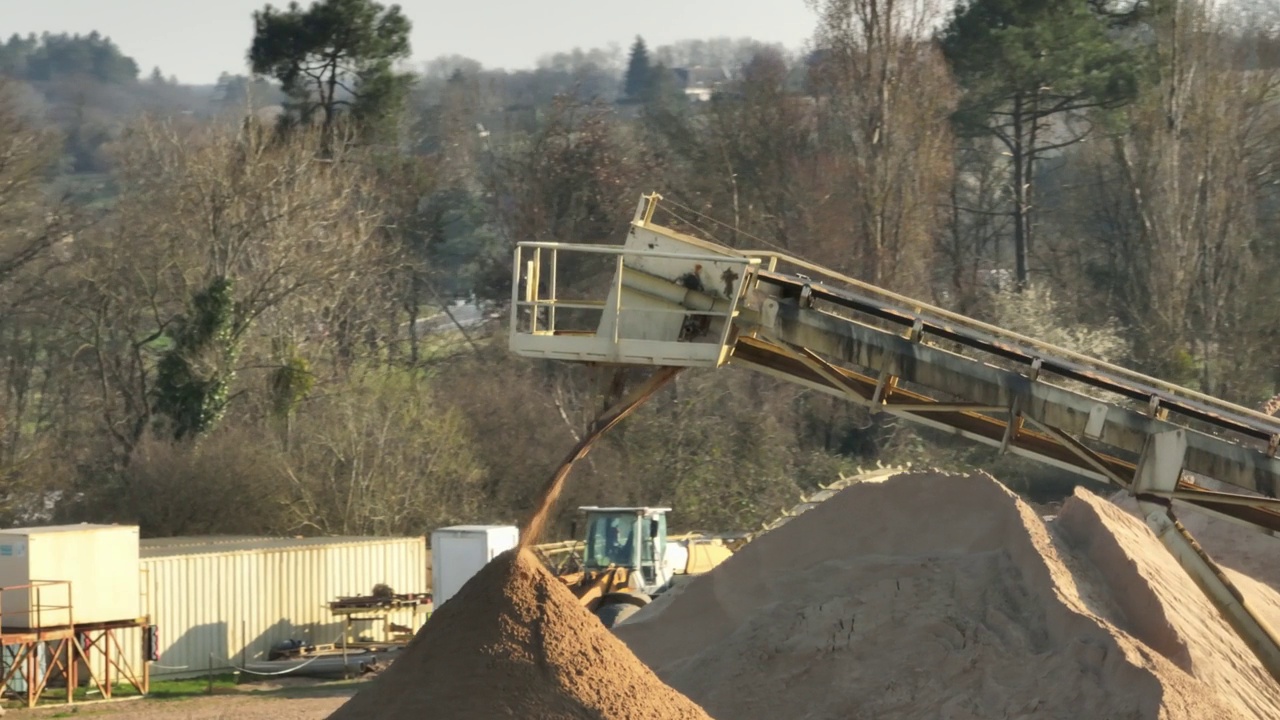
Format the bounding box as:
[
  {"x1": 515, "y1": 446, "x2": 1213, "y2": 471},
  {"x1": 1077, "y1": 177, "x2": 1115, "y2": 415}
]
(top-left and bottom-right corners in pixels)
[
  {"x1": 0, "y1": 524, "x2": 140, "y2": 627},
  {"x1": 430, "y1": 525, "x2": 519, "y2": 607},
  {"x1": 139, "y1": 535, "x2": 428, "y2": 679}
]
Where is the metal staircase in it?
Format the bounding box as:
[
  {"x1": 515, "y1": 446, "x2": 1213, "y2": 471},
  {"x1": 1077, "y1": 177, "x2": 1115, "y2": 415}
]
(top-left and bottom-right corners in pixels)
[{"x1": 509, "y1": 192, "x2": 1280, "y2": 680}]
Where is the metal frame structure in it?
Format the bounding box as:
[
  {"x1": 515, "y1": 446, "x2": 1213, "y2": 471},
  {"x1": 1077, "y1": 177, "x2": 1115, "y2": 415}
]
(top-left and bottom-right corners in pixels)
[
  {"x1": 327, "y1": 593, "x2": 431, "y2": 650},
  {"x1": 508, "y1": 191, "x2": 1280, "y2": 682},
  {"x1": 0, "y1": 581, "x2": 150, "y2": 709}
]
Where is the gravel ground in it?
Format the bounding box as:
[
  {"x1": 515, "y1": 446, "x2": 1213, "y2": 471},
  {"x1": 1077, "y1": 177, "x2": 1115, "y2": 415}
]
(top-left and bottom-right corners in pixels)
[{"x1": 15, "y1": 678, "x2": 362, "y2": 719}]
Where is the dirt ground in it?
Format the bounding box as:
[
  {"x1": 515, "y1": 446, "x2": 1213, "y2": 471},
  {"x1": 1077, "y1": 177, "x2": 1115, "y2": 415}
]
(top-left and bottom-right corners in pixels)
[{"x1": 15, "y1": 678, "x2": 361, "y2": 719}]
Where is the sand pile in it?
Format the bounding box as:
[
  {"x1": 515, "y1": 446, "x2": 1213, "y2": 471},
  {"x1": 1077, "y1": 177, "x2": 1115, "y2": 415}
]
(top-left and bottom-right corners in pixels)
[
  {"x1": 614, "y1": 470, "x2": 1268, "y2": 720},
  {"x1": 326, "y1": 548, "x2": 713, "y2": 720},
  {"x1": 1110, "y1": 489, "x2": 1280, "y2": 632},
  {"x1": 1057, "y1": 488, "x2": 1280, "y2": 719}
]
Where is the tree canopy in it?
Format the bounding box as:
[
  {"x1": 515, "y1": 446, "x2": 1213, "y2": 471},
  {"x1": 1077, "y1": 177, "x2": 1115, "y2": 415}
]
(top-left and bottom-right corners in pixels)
[
  {"x1": 2, "y1": 0, "x2": 1279, "y2": 547},
  {"x1": 0, "y1": 32, "x2": 139, "y2": 84},
  {"x1": 943, "y1": 0, "x2": 1139, "y2": 123},
  {"x1": 249, "y1": 0, "x2": 413, "y2": 140},
  {"x1": 942, "y1": 0, "x2": 1140, "y2": 286}
]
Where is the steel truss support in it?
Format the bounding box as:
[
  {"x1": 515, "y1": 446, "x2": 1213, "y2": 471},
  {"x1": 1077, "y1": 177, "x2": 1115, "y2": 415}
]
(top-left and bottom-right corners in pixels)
[
  {"x1": 0, "y1": 621, "x2": 150, "y2": 709},
  {"x1": 74, "y1": 623, "x2": 150, "y2": 702},
  {"x1": 1127, "y1": 431, "x2": 1280, "y2": 683},
  {"x1": 0, "y1": 632, "x2": 75, "y2": 707},
  {"x1": 739, "y1": 286, "x2": 1280, "y2": 524},
  {"x1": 1139, "y1": 500, "x2": 1280, "y2": 683}
]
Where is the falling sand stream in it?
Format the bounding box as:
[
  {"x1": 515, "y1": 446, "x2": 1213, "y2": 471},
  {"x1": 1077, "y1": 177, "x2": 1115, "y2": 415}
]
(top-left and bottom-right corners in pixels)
[{"x1": 518, "y1": 366, "x2": 684, "y2": 548}]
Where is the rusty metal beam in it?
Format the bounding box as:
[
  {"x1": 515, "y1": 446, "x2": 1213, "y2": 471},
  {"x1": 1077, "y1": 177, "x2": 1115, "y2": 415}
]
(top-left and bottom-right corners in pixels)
[
  {"x1": 1022, "y1": 416, "x2": 1133, "y2": 490},
  {"x1": 1168, "y1": 489, "x2": 1280, "y2": 511},
  {"x1": 751, "y1": 333, "x2": 872, "y2": 407},
  {"x1": 731, "y1": 337, "x2": 1135, "y2": 477}
]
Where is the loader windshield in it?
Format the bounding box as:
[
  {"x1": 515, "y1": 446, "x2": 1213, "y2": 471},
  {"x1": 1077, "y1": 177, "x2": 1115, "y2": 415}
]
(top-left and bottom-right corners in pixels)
[{"x1": 583, "y1": 513, "x2": 638, "y2": 569}]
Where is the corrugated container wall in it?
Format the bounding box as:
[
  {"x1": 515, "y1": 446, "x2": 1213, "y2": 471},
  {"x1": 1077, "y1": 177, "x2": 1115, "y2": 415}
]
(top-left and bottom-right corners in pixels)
[{"x1": 139, "y1": 536, "x2": 427, "y2": 679}]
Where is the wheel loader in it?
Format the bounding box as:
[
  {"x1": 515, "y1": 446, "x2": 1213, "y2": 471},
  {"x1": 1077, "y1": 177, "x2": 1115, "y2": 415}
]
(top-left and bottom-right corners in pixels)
[{"x1": 544, "y1": 506, "x2": 734, "y2": 628}]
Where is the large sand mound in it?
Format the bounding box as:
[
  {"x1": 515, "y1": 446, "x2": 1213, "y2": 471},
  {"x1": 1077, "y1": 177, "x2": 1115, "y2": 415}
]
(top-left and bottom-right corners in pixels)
[
  {"x1": 1057, "y1": 488, "x2": 1280, "y2": 719},
  {"x1": 614, "y1": 470, "x2": 1259, "y2": 720},
  {"x1": 326, "y1": 548, "x2": 713, "y2": 720},
  {"x1": 1110, "y1": 489, "x2": 1280, "y2": 633}
]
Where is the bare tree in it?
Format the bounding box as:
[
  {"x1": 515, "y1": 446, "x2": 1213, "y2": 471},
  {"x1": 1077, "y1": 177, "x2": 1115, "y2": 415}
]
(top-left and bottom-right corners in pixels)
[
  {"x1": 282, "y1": 371, "x2": 484, "y2": 536},
  {"x1": 806, "y1": 0, "x2": 958, "y2": 294},
  {"x1": 83, "y1": 427, "x2": 289, "y2": 536},
  {"x1": 643, "y1": 47, "x2": 814, "y2": 253},
  {"x1": 0, "y1": 80, "x2": 66, "y2": 290},
  {"x1": 68, "y1": 118, "x2": 391, "y2": 462},
  {"x1": 488, "y1": 96, "x2": 645, "y2": 249},
  {"x1": 1102, "y1": 0, "x2": 1280, "y2": 396},
  {"x1": 0, "y1": 79, "x2": 83, "y2": 514},
  {"x1": 937, "y1": 142, "x2": 1014, "y2": 312}
]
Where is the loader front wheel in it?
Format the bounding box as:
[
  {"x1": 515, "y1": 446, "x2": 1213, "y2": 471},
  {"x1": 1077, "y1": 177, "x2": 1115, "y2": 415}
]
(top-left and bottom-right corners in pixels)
[{"x1": 596, "y1": 601, "x2": 642, "y2": 628}]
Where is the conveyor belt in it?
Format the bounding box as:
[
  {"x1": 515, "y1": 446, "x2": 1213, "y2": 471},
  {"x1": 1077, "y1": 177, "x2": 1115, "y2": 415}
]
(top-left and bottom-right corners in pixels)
[
  {"x1": 507, "y1": 192, "x2": 1280, "y2": 681},
  {"x1": 752, "y1": 268, "x2": 1280, "y2": 443},
  {"x1": 732, "y1": 264, "x2": 1280, "y2": 512}
]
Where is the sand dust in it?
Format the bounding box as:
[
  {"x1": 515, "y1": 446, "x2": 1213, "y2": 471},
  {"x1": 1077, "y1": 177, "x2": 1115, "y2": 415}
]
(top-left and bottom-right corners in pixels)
[
  {"x1": 325, "y1": 548, "x2": 712, "y2": 720},
  {"x1": 614, "y1": 470, "x2": 1262, "y2": 720}
]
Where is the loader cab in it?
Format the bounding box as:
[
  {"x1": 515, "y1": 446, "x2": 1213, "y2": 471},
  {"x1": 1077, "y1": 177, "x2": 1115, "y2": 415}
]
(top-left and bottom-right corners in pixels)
[{"x1": 579, "y1": 506, "x2": 670, "y2": 592}]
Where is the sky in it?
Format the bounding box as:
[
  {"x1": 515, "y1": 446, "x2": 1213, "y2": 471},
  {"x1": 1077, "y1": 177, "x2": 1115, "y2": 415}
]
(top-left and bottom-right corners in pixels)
[{"x1": 9, "y1": 0, "x2": 821, "y2": 85}]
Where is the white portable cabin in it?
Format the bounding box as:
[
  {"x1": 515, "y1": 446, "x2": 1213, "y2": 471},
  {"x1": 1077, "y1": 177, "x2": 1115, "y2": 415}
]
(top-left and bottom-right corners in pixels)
[
  {"x1": 430, "y1": 525, "x2": 519, "y2": 608},
  {"x1": 0, "y1": 524, "x2": 140, "y2": 627}
]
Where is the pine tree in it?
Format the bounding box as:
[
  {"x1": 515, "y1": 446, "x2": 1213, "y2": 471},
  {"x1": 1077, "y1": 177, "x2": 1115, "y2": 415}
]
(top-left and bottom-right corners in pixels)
[
  {"x1": 624, "y1": 36, "x2": 652, "y2": 99},
  {"x1": 942, "y1": 0, "x2": 1139, "y2": 287},
  {"x1": 249, "y1": 0, "x2": 413, "y2": 145}
]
